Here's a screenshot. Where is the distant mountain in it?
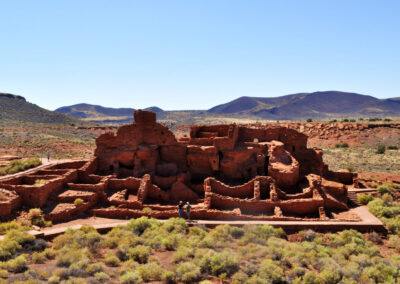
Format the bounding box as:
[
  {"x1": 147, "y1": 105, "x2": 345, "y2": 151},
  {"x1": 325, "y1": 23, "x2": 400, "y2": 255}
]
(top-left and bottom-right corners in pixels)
[
  {"x1": 209, "y1": 91, "x2": 400, "y2": 120},
  {"x1": 0, "y1": 93, "x2": 80, "y2": 125},
  {"x1": 55, "y1": 91, "x2": 400, "y2": 124},
  {"x1": 56, "y1": 103, "x2": 164, "y2": 123}
]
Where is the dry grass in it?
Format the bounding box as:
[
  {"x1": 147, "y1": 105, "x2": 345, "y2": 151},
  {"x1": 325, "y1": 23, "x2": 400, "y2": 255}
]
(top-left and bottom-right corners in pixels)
[{"x1": 321, "y1": 146, "x2": 400, "y2": 173}]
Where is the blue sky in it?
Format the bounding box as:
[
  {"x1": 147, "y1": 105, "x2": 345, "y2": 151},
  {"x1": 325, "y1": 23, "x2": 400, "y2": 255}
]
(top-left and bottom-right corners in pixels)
[{"x1": 0, "y1": 1, "x2": 399, "y2": 110}]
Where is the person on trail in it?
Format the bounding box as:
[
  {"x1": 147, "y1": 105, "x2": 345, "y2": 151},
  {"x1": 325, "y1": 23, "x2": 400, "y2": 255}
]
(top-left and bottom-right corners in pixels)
[
  {"x1": 178, "y1": 201, "x2": 184, "y2": 218},
  {"x1": 186, "y1": 201, "x2": 191, "y2": 220},
  {"x1": 46, "y1": 153, "x2": 50, "y2": 162}
]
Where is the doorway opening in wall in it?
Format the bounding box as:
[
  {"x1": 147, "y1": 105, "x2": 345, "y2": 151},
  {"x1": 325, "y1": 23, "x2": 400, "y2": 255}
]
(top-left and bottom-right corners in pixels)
[{"x1": 264, "y1": 155, "x2": 269, "y2": 175}]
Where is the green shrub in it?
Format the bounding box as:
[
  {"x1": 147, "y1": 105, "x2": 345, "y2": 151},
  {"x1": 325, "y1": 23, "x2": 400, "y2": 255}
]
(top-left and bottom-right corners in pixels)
[
  {"x1": 388, "y1": 235, "x2": 400, "y2": 252},
  {"x1": 34, "y1": 179, "x2": 46, "y2": 185},
  {"x1": 56, "y1": 248, "x2": 90, "y2": 267},
  {"x1": 28, "y1": 208, "x2": 42, "y2": 219},
  {"x1": 208, "y1": 250, "x2": 239, "y2": 277},
  {"x1": 257, "y1": 259, "x2": 285, "y2": 283},
  {"x1": 142, "y1": 207, "x2": 152, "y2": 212},
  {"x1": 349, "y1": 119, "x2": 356, "y2": 122},
  {"x1": 388, "y1": 145, "x2": 398, "y2": 150},
  {"x1": 161, "y1": 270, "x2": 175, "y2": 283},
  {"x1": 357, "y1": 194, "x2": 374, "y2": 205},
  {"x1": 137, "y1": 262, "x2": 164, "y2": 281},
  {"x1": 376, "y1": 144, "x2": 386, "y2": 154},
  {"x1": 85, "y1": 262, "x2": 105, "y2": 276},
  {"x1": 172, "y1": 246, "x2": 194, "y2": 263},
  {"x1": 73, "y1": 198, "x2": 84, "y2": 207},
  {"x1": 6, "y1": 255, "x2": 27, "y2": 273},
  {"x1": 175, "y1": 261, "x2": 201, "y2": 283},
  {"x1": 0, "y1": 221, "x2": 30, "y2": 234},
  {"x1": 95, "y1": 271, "x2": 110, "y2": 283},
  {"x1": 376, "y1": 185, "x2": 395, "y2": 196},
  {"x1": 343, "y1": 119, "x2": 349, "y2": 122},
  {"x1": 32, "y1": 251, "x2": 47, "y2": 264},
  {"x1": 127, "y1": 245, "x2": 151, "y2": 263},
  {"x1": 120, "y1": 270, "x2": 143, "y2": 284},
  {"x1": 240, "y1": 224, "x2": 285, "y2": 245},
  {"x1": 105, "y1": 251, "x2": 120, "y2": 267},
  {"x1": 306, "y1": 118, "x2": 313, "y2": 122},
  {"x1": 126, "y1": 216, "x2": 160, "y2": 235},
  {"x1": 335, "y1": 143, "x2": 349, "y2": 148},
  {"x1": 232, "y1": 271, "x2": 249, "y2": 284}
]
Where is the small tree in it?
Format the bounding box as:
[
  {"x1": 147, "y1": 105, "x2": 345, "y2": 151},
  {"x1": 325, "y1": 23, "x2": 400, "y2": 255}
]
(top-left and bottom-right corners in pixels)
[{"x1": 306, "y1": 118, "x2": 313, "y2": 122}]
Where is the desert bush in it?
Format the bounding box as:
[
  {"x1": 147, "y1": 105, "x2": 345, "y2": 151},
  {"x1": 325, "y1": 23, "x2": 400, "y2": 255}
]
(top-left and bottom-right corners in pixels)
[
  {"x1": 349, "y1": 119, "x2": 356, "y2": 122},
  {"x1": 161, "y1": 270, "x2": 175, "y2": 283},
  {"x1": 300, "y1": 229, "x2": 316, "y2": 242},
  {"x1": 85, "y1": 262, "x2": 105, "y2": 276},
  {"x1": 105, "y1": 251, "x2": 120, "y2": 267},
  {"x1": 229, "y1": 226, "x2": 245, "y2": 238},
  {"x1": 34, "y1": 179, "x2": 46, "y2": 185},
  {"x1": 367, "y1": 231, "x2": 382, "y2": 244},
  {"x1": 301, "y1": 270, "x2": 324, "y2": 284},
  {"x1": 119, "y1": 270, "x2": 143, "y2": 284},
  {"x1": 142, "y1": 207, "x2": 152, "y2": 212},
  {"x1": 388, "y1": 145, "x2": 398, "y2": 150},
  {"x1": 207, "y1": 250, "x2": 239, "y2": 277},
  {"x1": 0, "y1": 221, "x2": 30, "y2": 234},
  {"x1": 0, "y1": 229, "x2": 35, "y2": 261},
  {"x1": 175, "y1": 261, "x2": 202, "y2": 283},
  {"x1": 376, "y1": 144, "x2": 386, "y2": 154},
  {"x1": 357, "y1": 194, "x2": 374, "y2": 205},
  {"x1": 388, "y1": 234, "x2": 400, "y2": 252},
  {"x1": 240, "y1": 224, "x2": 285, "y2": 245},
  {"x1": 335, "y1": 142, "x2": 349, "y2": 148},
  {"x1": 232, "y1": 271, "x2": 249, "y2": 284},
  {"x1": 161, "y1": 234, "x2": 180, "y2": 250},
  {"x1": 172, "y1": 246, "x2": 194, "y2": 263},
  {"x1": 4, "y1": 158, "x2": 41, "y2": 175},
  {"x1": 126, "y1": 216, "x2": 160, "y2": 235},
  {"x1": 256, "y1": 259, "x2": 285, "y2": 283},
  {"x1": 28, "y1": 208, "x2": 42, "y2": 219},
  {"x1": 32, "y1": 251, "x2": 47, "y2": 264},
  {"x1": 306, "y1": 118, "x2": 313, "y2": 122},
  {"x1": 6, "y1": 255, "x2": 27, "y2": 273},
  {"x1": 73, "y1": 198, "x2": 84, "y2": 207},
  {"x1": 127, "y1": 245, "x2": 151, "y2": 263},
  {"x1": 137, "y1": 262, "x2": 164, "y2": 281},
  {"x1": 360, "y1": 262, "x2": 396, "y2": 283},
  {"x1": 53, "y1": 226, "x2": 102, "y2": 252},
  {"x1": 56, "y1": 248, "x2": 90, "y2": 267},
  {"x1": 376, "y1": 185, "x2": 395, "y2": 197},
  {"x1": 94, "y1": 271, "x2": 110, "y2": 283}
]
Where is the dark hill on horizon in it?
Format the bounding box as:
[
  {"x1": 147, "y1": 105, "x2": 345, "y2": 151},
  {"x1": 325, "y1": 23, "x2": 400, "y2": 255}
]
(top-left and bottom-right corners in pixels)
[
  {"x1": 209, "y1": 91, "x2": 400, "y2": 120},
  {"x1": 56, "y1": 104, "x2": 164, "y2": 124},
  {"x1": 0, "y1": 93, "x2": 81, "y2": 125}
]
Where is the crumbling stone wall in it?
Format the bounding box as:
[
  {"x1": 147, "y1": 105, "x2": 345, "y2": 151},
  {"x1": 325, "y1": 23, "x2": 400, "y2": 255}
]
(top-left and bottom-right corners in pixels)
[{"x1": 0, "y1": 110, "x2": 357, "y2": 222}]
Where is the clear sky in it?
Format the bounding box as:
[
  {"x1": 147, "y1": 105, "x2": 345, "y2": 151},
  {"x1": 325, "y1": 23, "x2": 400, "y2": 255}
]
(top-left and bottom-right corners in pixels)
[{"x1": 0, "y1": 1, "x2": 399, "y2": 111}]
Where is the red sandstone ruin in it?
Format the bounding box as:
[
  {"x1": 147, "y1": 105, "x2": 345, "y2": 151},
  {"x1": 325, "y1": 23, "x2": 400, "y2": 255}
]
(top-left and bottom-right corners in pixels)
[{"x1": 0, "y1": 110, "x2": 359, "y2": 222}]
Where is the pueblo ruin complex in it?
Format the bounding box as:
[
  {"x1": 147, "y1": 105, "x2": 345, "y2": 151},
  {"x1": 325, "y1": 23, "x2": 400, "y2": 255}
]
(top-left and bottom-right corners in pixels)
[{"x1": 0, "y1": 110, "x2": 360, "y2": 222}]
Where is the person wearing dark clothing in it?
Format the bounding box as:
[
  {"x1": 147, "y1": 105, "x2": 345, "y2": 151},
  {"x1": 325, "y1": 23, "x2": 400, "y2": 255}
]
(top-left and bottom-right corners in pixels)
[
  {"x1": 178, "y1": 201, "x2": 184, "y2": 218},
  {"x1": 186, "y1": 202, "x2": 191, "y2": 220}
]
